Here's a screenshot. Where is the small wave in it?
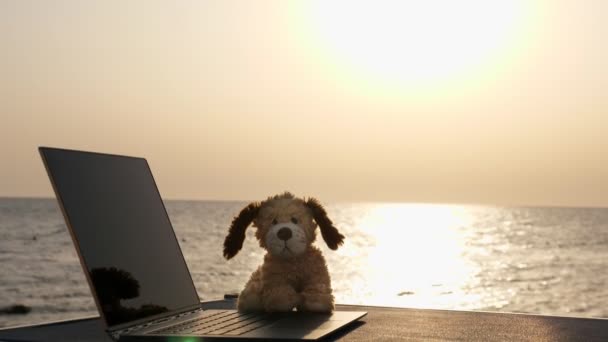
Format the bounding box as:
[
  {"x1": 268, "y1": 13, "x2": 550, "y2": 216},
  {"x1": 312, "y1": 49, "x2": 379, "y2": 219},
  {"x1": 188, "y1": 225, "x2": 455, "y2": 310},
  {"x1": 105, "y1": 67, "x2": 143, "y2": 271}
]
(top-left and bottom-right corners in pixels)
[
  {"x1": 32, "y1": 304, "x2": 96, "y2": 314},
  {"x1": 0, "y1": 304, "x2": 32, "y2": 315},
  {"x1": 506, "y1": 275, "x2": 557, "y2": 283}
]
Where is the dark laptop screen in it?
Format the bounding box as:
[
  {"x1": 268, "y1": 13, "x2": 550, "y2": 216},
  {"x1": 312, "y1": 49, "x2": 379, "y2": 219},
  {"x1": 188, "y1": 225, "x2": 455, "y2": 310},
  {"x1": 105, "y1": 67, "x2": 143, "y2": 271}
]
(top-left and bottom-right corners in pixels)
[{"x1": 40, "y1": 148, "x2": 200, "y2": 327}]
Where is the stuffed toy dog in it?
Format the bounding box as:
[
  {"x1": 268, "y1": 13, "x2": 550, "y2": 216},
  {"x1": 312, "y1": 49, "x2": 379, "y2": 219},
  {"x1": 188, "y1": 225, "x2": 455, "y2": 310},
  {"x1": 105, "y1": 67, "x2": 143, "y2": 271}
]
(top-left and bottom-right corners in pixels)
[{"x1": 223, "y1": 192, "x2": 344, "y2": 313}]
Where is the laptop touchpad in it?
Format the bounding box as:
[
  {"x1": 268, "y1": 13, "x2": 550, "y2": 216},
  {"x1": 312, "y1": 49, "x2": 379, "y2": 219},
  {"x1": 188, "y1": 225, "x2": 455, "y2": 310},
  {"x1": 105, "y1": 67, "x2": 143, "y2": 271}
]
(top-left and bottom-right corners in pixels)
[{"x1": 244, "y1": 315, "x2": 350, "y2": 339}]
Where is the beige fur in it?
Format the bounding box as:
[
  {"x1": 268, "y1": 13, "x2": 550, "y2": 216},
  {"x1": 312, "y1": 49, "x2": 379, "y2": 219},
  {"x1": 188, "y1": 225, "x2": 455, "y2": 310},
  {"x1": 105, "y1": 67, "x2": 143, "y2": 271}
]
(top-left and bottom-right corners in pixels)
[{"x1": 223, "y1": 192, "x2": 344, "y2": 313}]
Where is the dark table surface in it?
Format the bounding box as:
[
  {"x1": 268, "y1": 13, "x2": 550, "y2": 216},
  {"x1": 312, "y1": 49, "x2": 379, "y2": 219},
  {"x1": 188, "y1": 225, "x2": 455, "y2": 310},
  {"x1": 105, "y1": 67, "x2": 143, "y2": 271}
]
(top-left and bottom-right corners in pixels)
[{"x1": 1, "y1": 299, "x2": 607, "y2": 341}]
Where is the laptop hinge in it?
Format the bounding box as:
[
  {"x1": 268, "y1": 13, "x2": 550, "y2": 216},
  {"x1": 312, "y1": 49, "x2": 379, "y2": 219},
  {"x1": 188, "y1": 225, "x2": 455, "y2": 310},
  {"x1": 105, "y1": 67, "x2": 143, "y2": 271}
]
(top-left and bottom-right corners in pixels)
[{"x1": 107, "y1": 304, "x2": 203, "y2": 339}]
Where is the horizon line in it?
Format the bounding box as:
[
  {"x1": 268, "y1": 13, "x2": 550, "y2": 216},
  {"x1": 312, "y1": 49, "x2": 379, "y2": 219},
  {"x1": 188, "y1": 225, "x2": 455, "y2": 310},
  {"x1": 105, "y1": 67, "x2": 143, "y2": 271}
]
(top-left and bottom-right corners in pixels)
[{"x1": 1, "y1": 195, "x2": 607, "y2": 210}]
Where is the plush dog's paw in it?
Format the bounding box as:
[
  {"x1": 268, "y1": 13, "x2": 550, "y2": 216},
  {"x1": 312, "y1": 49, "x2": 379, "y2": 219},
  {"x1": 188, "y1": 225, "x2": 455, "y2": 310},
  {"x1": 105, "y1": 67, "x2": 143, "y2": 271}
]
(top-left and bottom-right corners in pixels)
[
  {"x1": 297, "y1": 293, "x2": 334, "y2": 313},
  {"x1": 237, "y1": 279, "x2": 264, "y2": 312},
  {"x1": 237, "y1": 293, "x2": 264, "y2": 312},
  {"x1": 262, "y1": 287, "x2": 300, "y2": 312}
]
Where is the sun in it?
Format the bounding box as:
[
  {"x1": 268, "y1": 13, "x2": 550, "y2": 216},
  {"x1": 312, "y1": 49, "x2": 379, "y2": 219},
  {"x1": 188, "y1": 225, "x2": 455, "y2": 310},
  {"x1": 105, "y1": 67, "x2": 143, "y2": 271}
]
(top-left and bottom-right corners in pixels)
[{"x1": 303, "y1": 0, "x2": 527, "y2": 86}]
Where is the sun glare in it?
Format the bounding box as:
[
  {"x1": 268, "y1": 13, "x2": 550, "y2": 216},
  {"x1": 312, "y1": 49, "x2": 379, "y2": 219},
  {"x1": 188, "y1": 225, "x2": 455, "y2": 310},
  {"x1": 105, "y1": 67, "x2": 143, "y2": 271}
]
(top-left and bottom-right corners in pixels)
[
  {"x1": 305, "y1": 0, "x2": 527, "y2": 86},
  {"x1": 365, "y1": 204, "x2": 478, "y2": 307},
  {"x1": 331, "y1": 204, "x2": 482, "y2": 309}
]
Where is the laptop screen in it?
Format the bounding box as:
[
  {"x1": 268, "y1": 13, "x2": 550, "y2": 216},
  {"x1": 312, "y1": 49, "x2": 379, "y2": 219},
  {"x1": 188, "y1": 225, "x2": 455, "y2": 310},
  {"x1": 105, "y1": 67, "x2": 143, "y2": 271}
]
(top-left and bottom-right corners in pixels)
[{"x1": 40, "y1": 148, "x2": 200, "y2": 327}]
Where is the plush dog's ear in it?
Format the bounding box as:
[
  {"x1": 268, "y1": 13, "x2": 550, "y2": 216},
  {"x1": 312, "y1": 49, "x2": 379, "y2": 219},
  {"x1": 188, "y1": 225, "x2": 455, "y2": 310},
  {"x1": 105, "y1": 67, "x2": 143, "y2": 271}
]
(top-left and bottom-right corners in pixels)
[
  {"x1": 223, "y1": 202, "x2": 260, "y2": 259},
  {"x1": 306, "y1": 197, "x2": 344, "y2": 250}
]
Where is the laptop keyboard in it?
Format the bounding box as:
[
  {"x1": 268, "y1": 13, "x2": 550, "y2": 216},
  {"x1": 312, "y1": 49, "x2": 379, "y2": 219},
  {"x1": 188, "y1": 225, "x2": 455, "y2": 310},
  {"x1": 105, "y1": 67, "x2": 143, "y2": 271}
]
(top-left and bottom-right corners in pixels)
[{"x1": 150, "y1": 310, "x2": 275, "y2": 336}]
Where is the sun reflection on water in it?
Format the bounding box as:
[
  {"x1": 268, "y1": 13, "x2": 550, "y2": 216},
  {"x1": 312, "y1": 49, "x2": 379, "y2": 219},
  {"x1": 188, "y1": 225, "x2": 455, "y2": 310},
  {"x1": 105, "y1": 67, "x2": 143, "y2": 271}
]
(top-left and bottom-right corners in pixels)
[{"x1": 332, "y1": 203, "x2": 482, "y2": 309}]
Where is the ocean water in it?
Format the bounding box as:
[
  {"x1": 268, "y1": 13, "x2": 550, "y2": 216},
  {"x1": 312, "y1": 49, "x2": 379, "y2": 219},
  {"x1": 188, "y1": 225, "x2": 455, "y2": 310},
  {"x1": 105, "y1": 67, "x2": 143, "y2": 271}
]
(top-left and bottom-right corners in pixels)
[{"x1": 1, "y1": 198, "x2": 608, "y2": 328}]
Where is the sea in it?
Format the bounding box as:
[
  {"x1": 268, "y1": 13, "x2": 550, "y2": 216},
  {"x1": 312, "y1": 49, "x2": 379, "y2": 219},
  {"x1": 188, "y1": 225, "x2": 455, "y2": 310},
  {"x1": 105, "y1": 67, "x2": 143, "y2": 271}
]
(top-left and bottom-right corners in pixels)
[{"x1": 1, "y1": 197, "x2": 608, "y2": 328}]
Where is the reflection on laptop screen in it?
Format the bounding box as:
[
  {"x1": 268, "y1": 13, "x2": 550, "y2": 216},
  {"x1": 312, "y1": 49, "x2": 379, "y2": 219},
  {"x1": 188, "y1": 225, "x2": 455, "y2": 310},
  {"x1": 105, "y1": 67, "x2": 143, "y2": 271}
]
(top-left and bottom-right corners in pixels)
[{"x1": 41, "y1": 148, "x2": 200, "y2": 327}]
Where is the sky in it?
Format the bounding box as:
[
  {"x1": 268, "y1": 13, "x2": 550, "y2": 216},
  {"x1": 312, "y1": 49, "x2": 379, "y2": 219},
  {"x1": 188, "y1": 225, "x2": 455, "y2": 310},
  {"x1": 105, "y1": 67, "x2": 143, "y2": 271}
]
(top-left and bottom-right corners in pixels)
[{"x1": 1, "y1": 1, "x2": 607, "y2": 206}]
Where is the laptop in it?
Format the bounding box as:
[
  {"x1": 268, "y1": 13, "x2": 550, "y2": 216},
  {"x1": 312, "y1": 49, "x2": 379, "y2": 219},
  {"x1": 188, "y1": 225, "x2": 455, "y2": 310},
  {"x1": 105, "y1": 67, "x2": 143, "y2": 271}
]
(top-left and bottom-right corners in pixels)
[{"x1": 39, "y1": 147, "x2": 366, "y2": 341}]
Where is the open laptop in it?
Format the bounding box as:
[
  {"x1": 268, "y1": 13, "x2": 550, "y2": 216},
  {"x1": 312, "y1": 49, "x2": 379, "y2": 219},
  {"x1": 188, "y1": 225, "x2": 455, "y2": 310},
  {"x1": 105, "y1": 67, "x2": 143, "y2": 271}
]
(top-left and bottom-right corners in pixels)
[{"x1": 39, "y1": 147, "x2": 366, "y2": 340}]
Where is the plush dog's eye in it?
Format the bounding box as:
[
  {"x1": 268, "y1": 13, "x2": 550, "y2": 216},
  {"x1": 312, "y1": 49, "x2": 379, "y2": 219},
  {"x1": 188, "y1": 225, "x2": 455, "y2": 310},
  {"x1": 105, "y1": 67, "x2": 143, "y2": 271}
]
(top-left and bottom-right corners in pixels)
[
  {"x1": 291, "y1": 217, "x2": 298, "y2": 224},
  {"x1": 272, "y1": 218, "x2": 278, "y2": 225}
]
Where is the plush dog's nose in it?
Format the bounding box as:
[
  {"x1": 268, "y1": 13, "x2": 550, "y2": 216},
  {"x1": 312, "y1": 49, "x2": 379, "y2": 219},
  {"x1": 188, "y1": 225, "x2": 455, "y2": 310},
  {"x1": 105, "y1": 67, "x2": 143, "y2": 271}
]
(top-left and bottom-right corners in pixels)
[{"x1": 277, "y1": 227, "x2": 292, "y2": 241}]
